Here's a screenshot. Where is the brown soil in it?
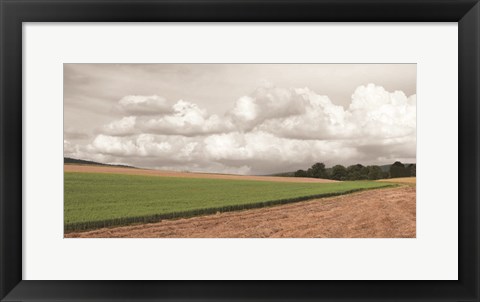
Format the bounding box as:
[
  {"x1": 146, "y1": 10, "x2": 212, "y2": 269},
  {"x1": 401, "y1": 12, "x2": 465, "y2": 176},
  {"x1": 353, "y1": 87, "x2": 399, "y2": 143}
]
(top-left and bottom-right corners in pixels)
[
  {"x1": 66, "y1": 186, "x2": 416, "y2": 238},
  {"x1": 64, "y1": 164, "x2": 338, "y2": 183},
  {"x1": 378, "y1": 177, "x2": 416, "y2": 184}
]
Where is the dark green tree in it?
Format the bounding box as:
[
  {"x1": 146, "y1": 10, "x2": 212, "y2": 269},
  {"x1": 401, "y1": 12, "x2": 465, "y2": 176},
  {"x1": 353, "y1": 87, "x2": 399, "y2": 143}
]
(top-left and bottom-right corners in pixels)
[
  {"x1": 325, "y1": 167, "x2": 333, "y2": 179},
  {"x1": 309, "y1": 162, "x2": 327, "y2": 178},
  {"x1": 407, "y1": 164, "x2": 416, "y2": 177},
  {"x1": 347, "y1": 164, "x2": 367, "y2": 180},
  {"x1": 331, "y1": 165, "x2": 347, "y2": 180},
  {"x1": 390, "y1": 161, "x2": 409, "y2": 178},
  {"x1": 331, "y1": 165, "x2": 348, "y2": 180},
  {"x1": 294, "y1": 169, "x2": 308, "y2": 177},
  {"x1": 367, "y1": 165, "x2": 383, "y2": 180}
]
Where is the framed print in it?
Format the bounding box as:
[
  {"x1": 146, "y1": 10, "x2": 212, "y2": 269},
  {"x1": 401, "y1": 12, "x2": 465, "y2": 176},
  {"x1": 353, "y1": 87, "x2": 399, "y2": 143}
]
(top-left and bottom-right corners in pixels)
[
  {"x1": 63, "y1": 63, "x2": 418, "y2": 239},
  {"x1": 1, "y1": 0, "x2": 479, "y2": 301}
]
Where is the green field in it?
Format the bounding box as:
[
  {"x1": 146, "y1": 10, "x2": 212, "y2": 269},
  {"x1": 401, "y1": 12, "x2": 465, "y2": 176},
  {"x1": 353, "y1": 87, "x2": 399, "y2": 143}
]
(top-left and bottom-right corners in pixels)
[{"x1": 64, "y1": 172, "x2": 393, "y2": 232}]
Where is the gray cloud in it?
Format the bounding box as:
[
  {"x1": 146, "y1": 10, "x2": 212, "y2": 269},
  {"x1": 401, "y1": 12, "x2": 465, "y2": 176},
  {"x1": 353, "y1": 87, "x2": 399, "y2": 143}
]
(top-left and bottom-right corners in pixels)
[{"x1": 116, "y1": 95, "x2": 172, "y2": 116}]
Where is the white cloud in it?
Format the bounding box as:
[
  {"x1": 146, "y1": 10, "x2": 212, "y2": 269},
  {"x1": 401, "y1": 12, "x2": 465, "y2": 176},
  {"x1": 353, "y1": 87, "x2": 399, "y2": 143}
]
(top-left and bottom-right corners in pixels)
[
  {"x1": 66, "y1": 83, "x2": 416, "y2": 174},
  {"x1": 348, "y1": 84, "x2": 416, "y2": 139},
  {"x1": 203, "y1": 130, "x2": 359, "y2": 167},
  {"x1": 103, "y1": 116, "x2": 137, "y2": 136},
  {"x1": 229, "y1": 96, "x2": 258, "y2": 124},
  {"x1": 228, "y1": 87, "x2": 306, "y2": 130},
  {"x1": 141, "y1": 100, "x2": 231, "y2": 136},
  {"x1": 81, "y1": 130, "x2": 361, "y2": 174},
  {"x1": 231, "y1": 84, "x2": 415, "y2": 142},
  {"x1": 89, "y1": 134, "x2": 173, "y2": 157},
  {"x1": 105, "y1": 99, "x2": 232, "y2": 136},
  {"x1": 254, "y1": 87, "x2": 350, "y2": 139}
]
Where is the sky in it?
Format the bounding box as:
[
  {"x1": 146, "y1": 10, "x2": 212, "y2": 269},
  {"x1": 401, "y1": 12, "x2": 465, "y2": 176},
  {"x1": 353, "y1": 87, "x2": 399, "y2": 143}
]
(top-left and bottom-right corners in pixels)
[{"x1": 64, "y1": 64, "x2": 416, "y2": 175}]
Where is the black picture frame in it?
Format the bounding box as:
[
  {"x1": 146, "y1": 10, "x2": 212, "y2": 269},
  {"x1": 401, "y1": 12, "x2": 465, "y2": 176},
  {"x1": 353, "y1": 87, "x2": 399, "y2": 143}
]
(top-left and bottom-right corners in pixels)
[{"x1": 1, "y1": 0, "x2": 479, "y2": 301}]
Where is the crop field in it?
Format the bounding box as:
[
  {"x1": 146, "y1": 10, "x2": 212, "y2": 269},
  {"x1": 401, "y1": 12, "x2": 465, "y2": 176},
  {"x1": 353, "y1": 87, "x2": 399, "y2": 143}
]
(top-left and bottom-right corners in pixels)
[
  {"x1": 67, "y1": 186, "x2": 416, "y2": 238},
  {"x1": 64, "y1": 171, "x2": 393, "y2": 232}
]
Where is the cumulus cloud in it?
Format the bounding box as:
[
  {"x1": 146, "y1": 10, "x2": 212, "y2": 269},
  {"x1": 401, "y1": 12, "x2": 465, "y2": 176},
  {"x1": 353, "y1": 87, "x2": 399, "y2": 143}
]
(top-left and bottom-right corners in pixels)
[
  {"x1": 203, "y1": 131, "x2": 359, "y2": 169},
  {"x1": 104, "y1": 98, "x2": 233, "y2": 136},
  {"x1": 66, "y1": 83, "x2": 416, "y2": 175},
  {"x1": 140, "y1": 100, "x2": 232, "y2": 136},
  {"x1": 348, "y1": 84, "x2": 416, "y2": 139},
  {"x1": 228, "y1": 87, "x2": 306, "y2": 130},
  {"x1": 254, "y1": 87, "x2": 350, "y2": 139},
  {"x1": 230, "y1": 84, "x2": 415, "y2": 141},
  {"x1": 103, "y1": 116, "x2": 137, "y2": 136},
  {"x1": 69, "y1": 131, "x2": 360, "y2": 174},
  {"x1": 89, "y1": 134, "x2": 172, "y2": 157}
]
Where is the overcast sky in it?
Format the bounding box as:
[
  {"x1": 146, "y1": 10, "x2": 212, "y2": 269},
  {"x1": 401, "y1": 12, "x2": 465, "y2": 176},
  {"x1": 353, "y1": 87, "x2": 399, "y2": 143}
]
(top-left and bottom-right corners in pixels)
[{"x1": 64, "y1": 64, "x2": 416, "y2": 175}]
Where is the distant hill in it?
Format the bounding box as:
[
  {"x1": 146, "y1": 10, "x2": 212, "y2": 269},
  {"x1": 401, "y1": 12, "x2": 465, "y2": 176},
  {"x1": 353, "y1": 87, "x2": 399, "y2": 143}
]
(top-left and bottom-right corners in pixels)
[{"x1": 64, "y1": 157, "x2": 137, "y2": 169}]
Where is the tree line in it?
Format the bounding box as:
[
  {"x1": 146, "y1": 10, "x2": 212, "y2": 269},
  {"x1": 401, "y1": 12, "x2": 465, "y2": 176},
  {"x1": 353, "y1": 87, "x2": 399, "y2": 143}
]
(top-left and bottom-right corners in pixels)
[{"x1": 294, "y1": 161, "x2": 416, "y2": 181}]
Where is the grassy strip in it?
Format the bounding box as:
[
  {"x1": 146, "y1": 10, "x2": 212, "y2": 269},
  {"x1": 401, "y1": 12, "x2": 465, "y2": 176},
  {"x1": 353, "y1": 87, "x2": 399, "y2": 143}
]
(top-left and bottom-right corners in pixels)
[{"x1": 64, "y1": 185, "x2": 394, "y2": 233}]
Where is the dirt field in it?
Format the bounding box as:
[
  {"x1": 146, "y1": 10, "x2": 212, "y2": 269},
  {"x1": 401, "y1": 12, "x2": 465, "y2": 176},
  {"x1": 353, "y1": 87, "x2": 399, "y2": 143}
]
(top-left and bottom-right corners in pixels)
[
  {"x1": 64, "y1": 164, "x2": 337, "y2": 183},
  {"x1": 66, "y1": 185, "x2": 415, "y2": 238},
  {"x1": 378, "y1": 177, "x2": 416, "y2": 184}
]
